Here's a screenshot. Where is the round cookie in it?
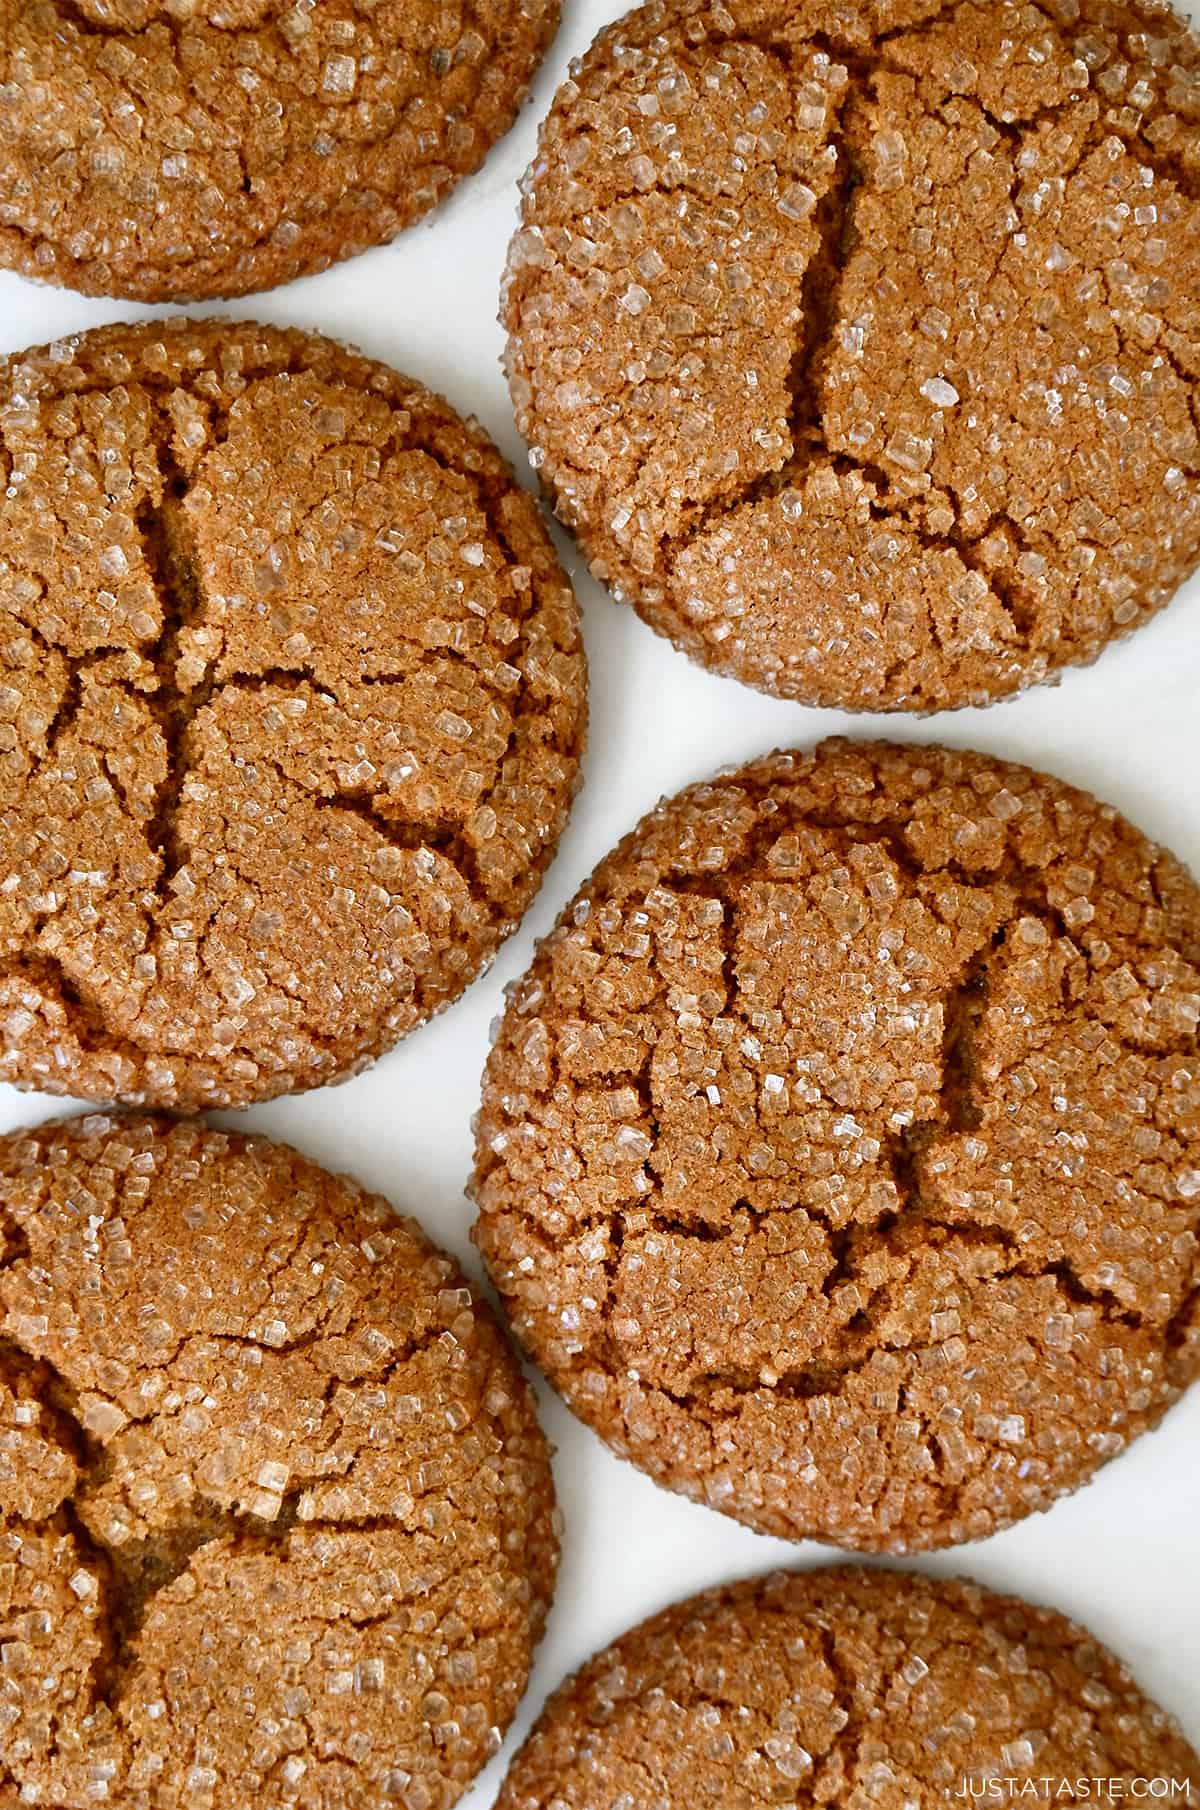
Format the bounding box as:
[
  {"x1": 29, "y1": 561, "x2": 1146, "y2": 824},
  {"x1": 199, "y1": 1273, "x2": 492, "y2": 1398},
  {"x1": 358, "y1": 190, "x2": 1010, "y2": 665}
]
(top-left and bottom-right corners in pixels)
[
  {"x1": 0, "y1": 1112, "x2": 559, "y2": 1810},
  {"x1": 496, "y1": 1566, "x2": 1200, "y2": 1808},
  {"x1": 473, "y1": 739, "x2": 1200, "y2": 1550},
  {"x1": 0, "y1": 0, "x2": 559, "y2": 301},
  {"x1": 504, "y1": 0, "x2": 1200, "y2": 711},
  {"x1": 0, "y1": 318, "x2": 585, "y2": 1110}
]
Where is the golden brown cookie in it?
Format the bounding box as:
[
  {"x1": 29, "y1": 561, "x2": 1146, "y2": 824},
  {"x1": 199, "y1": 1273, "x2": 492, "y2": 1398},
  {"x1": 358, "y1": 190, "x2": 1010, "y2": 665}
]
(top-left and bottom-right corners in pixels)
[
  {"x1": 473, "y1": 739, "x2": 1200, "y2": 1550},
  {"x1": 504, "y1": 0, "x2": 1200, "y2": 711},
  {"x1": 496, "y1": 1566, "x2": 1200, "y2": 1809},
  {"x1": 0, "y1": 1111, "x2": 559, "y2": 1810},
  {"x1": 0, "y1": 318, "x2": 585, "y2": 1110},
  {"x1": 0, "y1": 0, "x2": 559, "y2": 301}
]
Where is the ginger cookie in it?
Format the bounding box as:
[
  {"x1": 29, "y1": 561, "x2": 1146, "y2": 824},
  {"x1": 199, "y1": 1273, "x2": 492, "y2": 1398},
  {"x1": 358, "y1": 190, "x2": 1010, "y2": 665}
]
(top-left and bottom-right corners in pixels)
[
  {"x1": 0, "y1": 318, "x2": 585, "y2": 1110},
  {"x1": 473, "y1": 739, "x2": 1200, "y2": 1550},
  {"x1": 496, "y1": 1566, "x2": 1200, "y2": 1809},
  {"x1": 503, "y1": 0, "x2": 1200, "y2": 711},
  {"x1": 0, "y1": 1112, "x2": 559, "y2": 1810},
  {"x1": 0, "y1": 0, "x2": 559, "y2": 301}
]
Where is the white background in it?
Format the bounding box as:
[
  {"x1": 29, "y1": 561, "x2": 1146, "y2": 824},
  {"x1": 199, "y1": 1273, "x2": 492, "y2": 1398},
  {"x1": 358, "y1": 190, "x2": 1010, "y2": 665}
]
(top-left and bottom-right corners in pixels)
[{"x1": 1, "y1": 1, "x2": 1198, "y2": 1797}]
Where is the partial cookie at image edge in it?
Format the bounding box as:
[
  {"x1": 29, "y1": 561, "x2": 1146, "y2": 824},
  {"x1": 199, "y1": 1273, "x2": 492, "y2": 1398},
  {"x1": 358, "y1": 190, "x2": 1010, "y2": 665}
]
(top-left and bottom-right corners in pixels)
[
  {"x1": 0, "y1": 316, "x2": 587, "y2": 1110},
  {"x1": 503, "y1": 0, "x2": 1200, "y2": 711},
  {"x1": 495, "y1": 1566, "x2": 1200, "y2": 1809},
  {"x1": 0, "y1": 1110, "x2": 560, "y2": 1810},
  {"x1": 0, "y1": 0, "x2": 563, "y2": 301}
]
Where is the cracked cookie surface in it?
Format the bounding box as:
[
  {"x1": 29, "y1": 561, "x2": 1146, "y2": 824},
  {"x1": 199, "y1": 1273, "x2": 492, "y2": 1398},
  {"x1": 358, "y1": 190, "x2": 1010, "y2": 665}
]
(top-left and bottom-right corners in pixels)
[
  {"x1": 0, "y1": 0, "x2": 559, "y2": 301},
  {"x1": 473, "y1": 739, "x2": 1200, "y2": 1550},
  {"x1": 504, "y1": 0, "x2": 1200, "y2": 710},
  {"x1": 0, "y1": 318, "x2": 585, "y2": 1110},
  {"x1": 0, "y1": 1112, "x2": 559, "y2": 1810},
  {"x1": 495, "y1": 1566, "x2": 1200, "y2": 1809}
]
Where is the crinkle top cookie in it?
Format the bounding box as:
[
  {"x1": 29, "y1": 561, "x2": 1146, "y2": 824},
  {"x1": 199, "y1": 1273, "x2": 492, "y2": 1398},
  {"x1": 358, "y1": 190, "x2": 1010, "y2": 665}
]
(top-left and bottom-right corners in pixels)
[
  {"x1": 0, "y1": 0, "x2": 559, "y2": 300},
  {"x1": 0, "y1": 1112, "x2": 559, "y2": 1810},
  {"x1": 0, "y1": 319, "x2": 585, "y2": 1110},
  {"x1": 474, "y1": 739, "x2": 1200, "y2": 1550},
  {"x1": 496, "y1": 1566, "x2": 1200, "y2": 1809},
  {"x1": 505, "y1": 0, "x2": 1200, "y2": 710}
]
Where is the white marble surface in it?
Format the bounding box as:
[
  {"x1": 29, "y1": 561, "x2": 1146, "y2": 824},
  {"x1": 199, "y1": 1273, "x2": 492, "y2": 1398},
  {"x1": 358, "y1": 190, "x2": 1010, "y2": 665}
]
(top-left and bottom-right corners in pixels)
[{"x1": 0, "y1": 2, "x2": 1197, "y2": 1799}]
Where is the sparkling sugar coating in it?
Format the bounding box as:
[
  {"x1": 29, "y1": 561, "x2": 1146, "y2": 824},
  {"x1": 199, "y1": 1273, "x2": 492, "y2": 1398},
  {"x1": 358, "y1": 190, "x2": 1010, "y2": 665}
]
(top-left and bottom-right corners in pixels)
[
  {"x1": 0, "y1": 1113, "x2": 559, "y2": 1810},
  {"x1": 0, "y1": 319, "x2": 586, "y2": 1110},
  {"x1": 0, "y1": 0, "x2": 560, "y2": 301},
  {"x1": 504, "y1": 0, "x2": 1200, "y2": 711},
  {"x1": 473, "y1": 739, "x2": 1200, "y2": 1550},
  {"x1": 495, "y1": 1567, "x2": 1200, "y2": 1809}
]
